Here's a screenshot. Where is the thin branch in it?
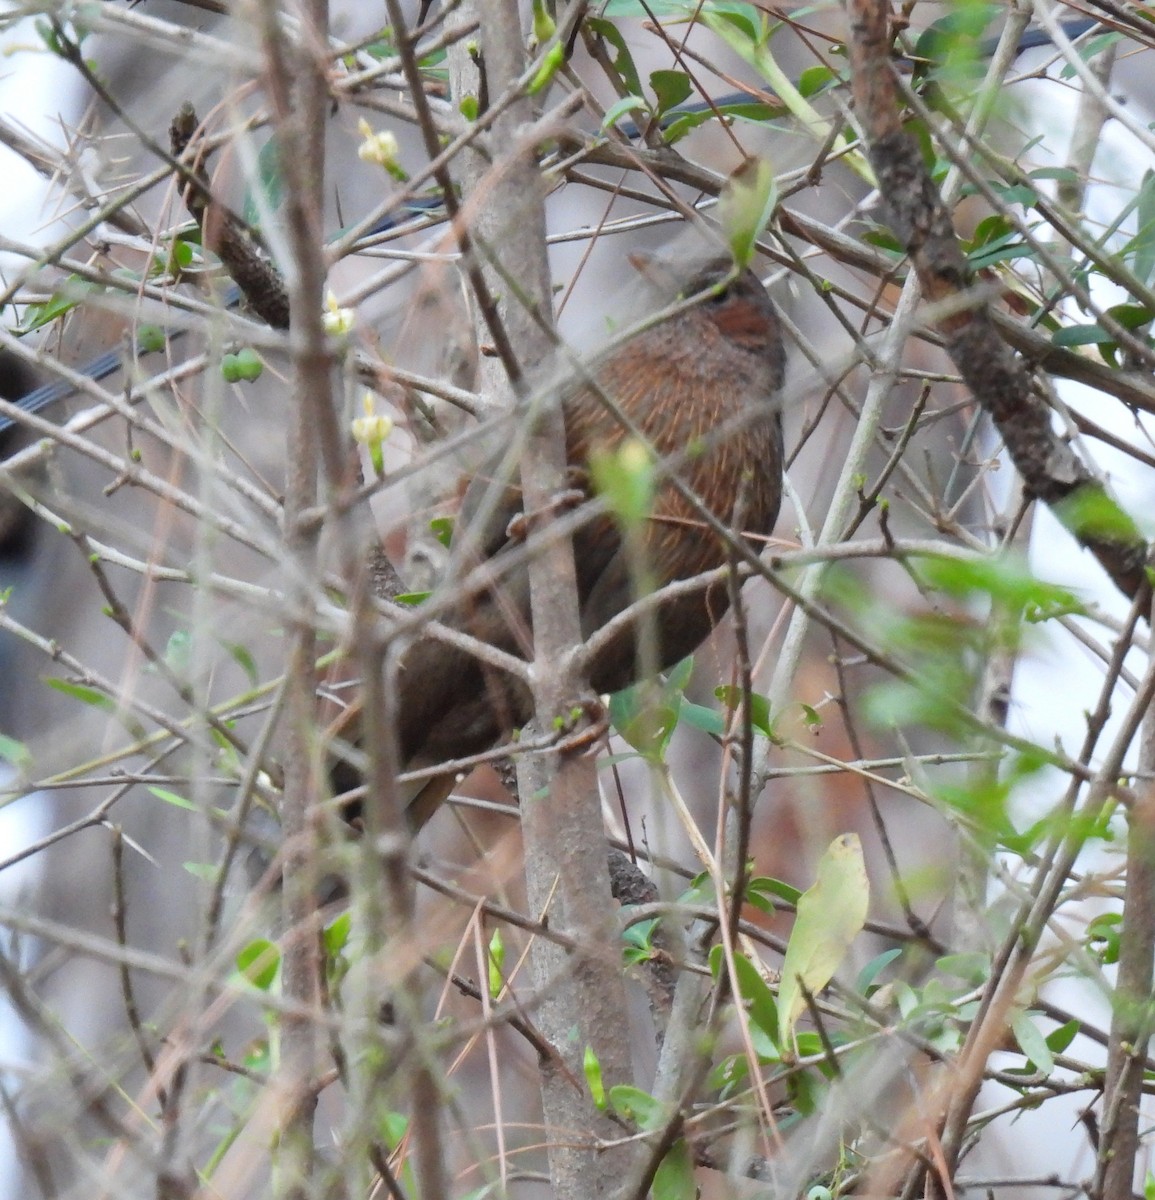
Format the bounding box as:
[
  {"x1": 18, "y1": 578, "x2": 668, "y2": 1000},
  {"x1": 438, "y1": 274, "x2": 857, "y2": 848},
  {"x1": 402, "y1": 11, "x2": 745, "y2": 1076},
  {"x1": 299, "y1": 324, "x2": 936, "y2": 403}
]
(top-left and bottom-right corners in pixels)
[{"x1": 844, "y1": 0, "x2": 1150, "y2": 603}]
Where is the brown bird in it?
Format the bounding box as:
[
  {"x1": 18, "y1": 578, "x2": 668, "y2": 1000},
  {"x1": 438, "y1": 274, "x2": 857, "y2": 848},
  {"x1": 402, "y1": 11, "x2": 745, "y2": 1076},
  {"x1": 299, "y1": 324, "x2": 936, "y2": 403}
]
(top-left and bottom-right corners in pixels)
[{"x1": 333, "y1": 253, "x2": 786, "y2": 827}]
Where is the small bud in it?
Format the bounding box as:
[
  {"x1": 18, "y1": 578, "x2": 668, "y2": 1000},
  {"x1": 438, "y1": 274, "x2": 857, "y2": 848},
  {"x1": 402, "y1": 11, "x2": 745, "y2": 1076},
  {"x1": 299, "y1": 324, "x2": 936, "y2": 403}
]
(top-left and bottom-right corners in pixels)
[
  {"x1": 322, "y1": 289, "x2": 355, "y2": 337},
  {"x1": 357, "y1": 118, "x2": 399, "y2": 167},
  {"x1": 357, "y1": 119, "x2": 408, "y2": 181},
  {"x1": 351, "y1": 412, "x2": 393, "y2": 444},
  {"x1": 351, "y1": 393, "x2": 393, "y2": 477},
  {"x1": 531, "y1": 0, "x2": 556, "y2": 46}
]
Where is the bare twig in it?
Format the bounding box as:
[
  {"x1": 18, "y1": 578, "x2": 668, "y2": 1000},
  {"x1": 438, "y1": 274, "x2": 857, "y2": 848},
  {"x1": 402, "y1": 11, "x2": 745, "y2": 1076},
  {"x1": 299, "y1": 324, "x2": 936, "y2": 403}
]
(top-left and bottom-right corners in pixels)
[{"x1": 844, "y1": 0, "x2": 1150, "y2": 603}]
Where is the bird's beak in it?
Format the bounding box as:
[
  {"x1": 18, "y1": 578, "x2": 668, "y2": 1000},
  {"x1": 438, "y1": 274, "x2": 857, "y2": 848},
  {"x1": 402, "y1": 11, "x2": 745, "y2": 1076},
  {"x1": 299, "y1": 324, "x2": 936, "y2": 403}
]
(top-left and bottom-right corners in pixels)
[{"x1": 626, "y1": 251, "x2": 677, "y2": 290}]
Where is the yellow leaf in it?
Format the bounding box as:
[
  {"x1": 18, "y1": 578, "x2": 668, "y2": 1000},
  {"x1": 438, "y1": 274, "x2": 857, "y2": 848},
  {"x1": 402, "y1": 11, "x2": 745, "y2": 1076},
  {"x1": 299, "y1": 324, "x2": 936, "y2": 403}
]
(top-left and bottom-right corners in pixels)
[{"x1": 777, "y1": 833, "x2": 869, "y2": 1050}]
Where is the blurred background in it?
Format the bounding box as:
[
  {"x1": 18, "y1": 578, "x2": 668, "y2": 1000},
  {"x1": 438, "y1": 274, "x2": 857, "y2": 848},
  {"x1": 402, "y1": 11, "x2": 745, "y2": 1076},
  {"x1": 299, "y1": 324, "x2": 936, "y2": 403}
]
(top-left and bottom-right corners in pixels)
[{"x1": 1, "y1": 0, "x2": 1153, "y2": 1195}]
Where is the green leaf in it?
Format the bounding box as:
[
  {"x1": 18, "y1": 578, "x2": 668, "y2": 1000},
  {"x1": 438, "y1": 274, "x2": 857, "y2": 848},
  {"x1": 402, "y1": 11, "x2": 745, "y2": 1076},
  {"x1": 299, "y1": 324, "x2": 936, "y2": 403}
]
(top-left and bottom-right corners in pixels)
[
  {"x1": 748, "y1": 875, "x2": 801, "y2": 906},
  {"x1": 167, "y1": 237, "x2": 194, "y2": 271},
  {"x1": 379, "y1": 1110, "x2": 408, "y2": 1149},
  {"x1": 419, "y1": 44, "x2": 449, "y2": 76},
  {"x1": 183, "y1": 861, "x2": 220, "y2": 882},
  {"x1": 1055, "y1": 487, "x2": 1142, "y2": 545},
  {"x1": 1052, "y1": 322, "x2": 1110, "y2": 347},
  {"x1": 659, "y1": 99, "x2": 785, "y2": 144},
  {"x1": 703, "y1": 4, "x2": 760, "y2": 44},
  {"x1": 1027, "y1": 166, "x2": 1081, "y2": 183},
  {"x1": 163, "y1": 629, "x2": 192, "y2": 675},
  {"x1": 1012, "y1": 1011, "x2": 1054, "y2": 1074},
  {"x1": 653, "y1": 1139, "x2": 696, "y2": 1200},
  {"x1": 912, "y1": 1, "x2": 999, "y2": 76},
  {"x1": 778, "y1": 834, "x2": 869, "y2": 1048},
  {"x1": 714, "y1": 685, "x2": 774, "y2": 737},
  {"x1": 914, "y1": 553, "x2": 1083, "y2": 620},
  {"x1": 860, "y1": 226, "x2": 905, "y2": 255},
  {"x1": 798, "y1": 65, "x2": 837, "y2": 97},
  {"x1": 44, "y1": 676, "x2": 115, "y2": 713},
  {"x1": 856, "y1": 946, "x2": 902, "y2": 995},
  {"x1": 0, "y1": 734, "x2": 31, "y2": 771},
  {"x1": 786, "y1": 1061, "x2": 822, "y2": 1114},
  {"x1": 586, "y1": 17, "x2": 643, "y2": 96},
  {"x1": 148, "y1": 786, "x2": 197, "y2": 812},
  {"x1": 677, "y1": 700, "x2": 726, "y2": 736},
  {"x1": 1046, "y1": 1018, "x2": 1080, "y2": 1055},
  {"x1": 600, "y1": 94, "x2": 649, "y2": 131},
  {"x1": 649, "y1": 69, "x2": 692, "y2": 115},
  {"x1": 622, "y1": 917, "x2": 658, "y2": 966},
  {"x1": 717, "y1": 156, "x2": 778, "y2": 267},
  {"x1": 324, "y1": 912, "x2": 352, "y2": 956},
  {"x1": 707, "y1": 1051, "x2": 750, "y2": 1095},
  {"x1": 967, "y1": 233, "x2": 1032, "y2": 270},
  {"x1": 666, "y1": 656, "x2": 694, "y2": 691},
  {"x1": 681, "y1": 871, "x2": 715, "y2": 908},
  {"x1": 728, "y1": 949, "x2": 780, "y2": 1053},
  {"x1": 800, "y1": 703, "x2": 822, "y2": 730},
  {"x1": 609, "y1": 1084, "x2": 670, "y2": 1129},
  {"x1": 865, "y1": 673, "x2": 971, "y2": 736},
  {"x1": 394, "y1": 591, "x2": 431, "y2": 607},
  {"x1": 1104, "y1": 303, "x2": 1155, "y2": 331},
  {"x1": 237, "y1": 938, "x2": 281, "y2": 991},
  {"x1": 430, "y1": 515, "x2": 454, "y2": 547},
  {"x1": 936, "y1": 951, "x2": 989, "y2": 984},
  {"x1": 1130, "y1": 169, "x2": 1155, "y2": 286},
  {"x1": 1087, "y1": 912, "x2": 1122, "y2": 964},
  {"x1": 989, "y1": 182, "x2": 1037, "y2": 209},
  {"x1": 243, "y1": 136, "x2": 286, "y2": 229},
  {"x1": 1059, "y1": 30, "x2": 1124, "y2": 79},
  {"x1": 598, "y1": 0, "x2": 750, "y2": 15},
  {"x1": 16, "y1": 275, "x2": 99, "y2": 335},
  {"x1": 933, "y1": 775, "x2": 1017, "y2": 843},
  {"x1": 609, "y1": 681, "x2": 680, "y2": 762},
  {"x1": 221, "y1": 640, "x2": 259, "y2": 688},
  {"x1": 1000, "y1": 816, "x2": 1052, "y2": 857},
  {"x1": 359, "y1": 28, "x2": 396, "y2": 58}
]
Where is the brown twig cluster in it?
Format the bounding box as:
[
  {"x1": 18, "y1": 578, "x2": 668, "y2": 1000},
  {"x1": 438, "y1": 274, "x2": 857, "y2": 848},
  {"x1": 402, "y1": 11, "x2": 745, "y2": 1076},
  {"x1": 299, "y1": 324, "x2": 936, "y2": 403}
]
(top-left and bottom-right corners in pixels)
[{"x1": 1, "y1": 1, "x2": 1155, "y2": 1198}]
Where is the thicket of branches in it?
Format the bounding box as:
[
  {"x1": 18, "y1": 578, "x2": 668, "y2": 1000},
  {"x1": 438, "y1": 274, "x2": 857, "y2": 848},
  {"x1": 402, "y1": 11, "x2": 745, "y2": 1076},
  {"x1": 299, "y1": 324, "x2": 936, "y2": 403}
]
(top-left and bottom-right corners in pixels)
[{"x1": 1, "y1": 0, "x2": 1154, "y2": 1197}]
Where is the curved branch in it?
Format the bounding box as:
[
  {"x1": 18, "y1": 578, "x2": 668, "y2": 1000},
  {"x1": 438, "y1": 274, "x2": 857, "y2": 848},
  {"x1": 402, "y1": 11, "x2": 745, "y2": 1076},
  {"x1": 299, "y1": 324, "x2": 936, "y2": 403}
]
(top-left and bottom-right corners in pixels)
[{"x1": 844, "y1": 0, "x2": 1150, "y2": 603}]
